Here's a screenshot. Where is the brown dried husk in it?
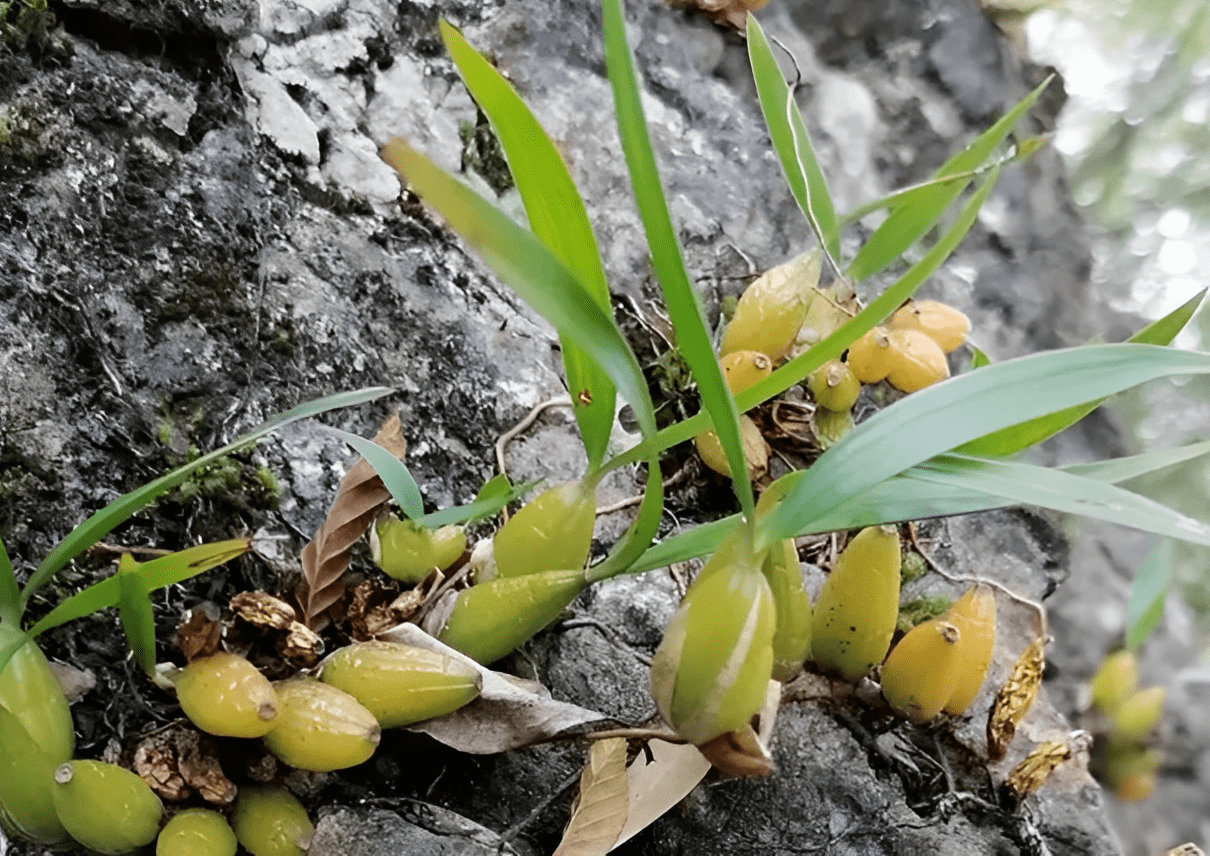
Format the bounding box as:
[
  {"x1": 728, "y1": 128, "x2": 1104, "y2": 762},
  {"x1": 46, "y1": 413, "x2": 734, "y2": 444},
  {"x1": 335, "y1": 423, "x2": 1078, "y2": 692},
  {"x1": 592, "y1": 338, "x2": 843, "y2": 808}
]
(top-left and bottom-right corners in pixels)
[
  {"x1": 297, "y1": 412, "x2": 408, "y2": 625},
  {"x1": 670, "y1": 0, "x2": 769, "y2": 31},
  {"x1": 987, "y1": 636, "x2": 1046, "y2": 760}
]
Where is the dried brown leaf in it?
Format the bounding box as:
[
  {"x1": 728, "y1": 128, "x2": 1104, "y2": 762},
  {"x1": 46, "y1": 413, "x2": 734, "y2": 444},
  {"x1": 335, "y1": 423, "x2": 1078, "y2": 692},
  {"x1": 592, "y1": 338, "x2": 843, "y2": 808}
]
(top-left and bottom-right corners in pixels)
[
  {"x1": 176, "y1": 603, "x2": 222, "y2": 662},
  {"x1": 696, "y1": 725, "x2": 773, "y2": 778},
  {"x1": 298, "y1": 411, "x2": 407, "y2": 624},
  {"x1": 133, "y1": 727, "x2": 237, "y2": 804},
  {"x1": 1164, "y1": 845, "x2": 1206, "y2": 856},
  {"x1": 552, "y1": 738, "x2": 629, "y2": 856},
  {"x1": 276, "y1": 621, "x2": 325, "y2": 669},
  {"x1": 1003, "y1": 730, "x2": 1091, "y2": 803},
  {"x1": 609, "y1": 738, "x2": 711, "y2": 852},
  {"x1": 987, "y1": 636, "x2": 1046, "y2": 760},
  {"x1": 671, "y1": 0, "x2": 768, "y2": 31},
  {"x1": 378, "y1": 622, "x2": 610, "y2": 754},
  {"x1": 231, "y1": 591, "x2": 297, "y2": 631}
]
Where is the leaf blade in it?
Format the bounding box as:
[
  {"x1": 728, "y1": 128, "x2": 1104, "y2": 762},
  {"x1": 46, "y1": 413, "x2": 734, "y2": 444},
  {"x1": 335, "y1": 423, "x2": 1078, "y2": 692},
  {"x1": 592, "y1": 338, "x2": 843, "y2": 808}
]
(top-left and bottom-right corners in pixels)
[
  {"x1": 326, "y1": 427, "x2": 425, "y2": 521},
  {"x1": 747, "y1": 15, "x2": 840, "y2": 261},
  {"x1": 441, "y1": 21, "x2": 617, "y2": 471},
  {"x1": 21, "y1": 386, "x2": 393, "y2": 614},
  {"x1": 602, "y1": 0, "x2": 753, "y2": 519},
  {"x1": 117, "y1": 554, "x2": 157, "y2": 677},
  {"x1": 1125, "y1": 539, "x2": 1174, "y2": 650},
  {"x1": 553, "y1": 737, "x2": 629, "y2": 856},
  {"x1": 846, "y1": 76, "x2": 1052, "y2": 281}
]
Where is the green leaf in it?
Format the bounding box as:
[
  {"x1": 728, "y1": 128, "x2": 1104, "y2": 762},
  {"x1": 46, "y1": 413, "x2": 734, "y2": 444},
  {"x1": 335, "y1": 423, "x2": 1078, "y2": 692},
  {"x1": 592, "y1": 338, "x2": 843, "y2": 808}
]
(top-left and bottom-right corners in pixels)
[
  {"x1": 958, "y1": 288, "x2": 1207, "y2": 456},
  {"x1": 629, "y1": 439, "x2": 1210, "y2": 575},
  {"x1": 26, "y1": 539, "x2": 251, "y2": 639},
  {"x1": 474, "y1": 474, "x2": 514, "y2": 504},
  {"x1": 585, "y1": 457, "x2": 664, "y2": 583},
  {"x1": 1126, "y1": 539, "x2": 1173, "y2": 650},
  {"x1": 971, "y1": 346, "x2": 992, "y2": 369},
  {"x1": 758, "y1": 344, "x2": 1210, "y2": 548},
  {"x1": 326, "y1": 427, "x2": 424, "y2": 520},
  {"x1": 747, "y1": 15, "x2": 840, "y2": 262},
  {"x1": 21, "y1": 387, "x2": 393, "y2": 615},
  {"x1": 602, "y1": 0, "x2": 753, "y2": 521},
  {"x1": 0, "y1": 538, "x2": 18, "y2": 626},
  {"x1": 381, "y1": 140, "x2": 658, "y2": 445},
  {"x1": 606, "y1": 166, "x2": 1001, "y2": 472},
  {"x1": 846, "y1": 76, "x2": 1052, "y2": 281},
  {"x1": 909, "y1": 455, "x2": 1210, "y2": 547},
  {"x1": 420, "y1": 482, "x2": 531, "y2": 529},
  {"x1": 441, "y1": 21, "x2": 617, "y2": 472},
  {"x1": 117, "y1": 554, "x2": 157, "y2": 677}
]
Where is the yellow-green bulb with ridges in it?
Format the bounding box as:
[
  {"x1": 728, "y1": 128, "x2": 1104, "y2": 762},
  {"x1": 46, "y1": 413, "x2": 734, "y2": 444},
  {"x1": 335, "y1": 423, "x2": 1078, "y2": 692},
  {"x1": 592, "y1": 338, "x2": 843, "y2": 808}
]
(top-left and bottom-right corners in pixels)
[
  {"x1": 263, "y1": 678, "x2": 380, "y2": 772},
  {"x1": 232, "y1": 786, "x2": 313, "y2": 856},
  {"x1": 156, "y1": 808, "x2": 237, "y2": 856},
  {"x1": 371, "y1": 516, "x2": 466, "y2": 583},
  {"x1": 492, "y1": 481, "x2": 596, "y2": 578},
  {"x1": 1090, "y1": 650, "x2": 1138, "y2": 716},
  {"x1": 942, "y1": 584, "x2": 997, "y2": 715},
  {"x1": 320, "y1": 640, "x2": 481, "y2": 728},
  {"x1": 0, "y1": 703, "x2": 69, "y2": 844},
  {"x1": 811, "y1": 526, "x2": 901, "y2": 682},
  {"x1": 880, "y1": 619, "x2": 962, "y2": 723},
  {"x1": 51, "y1": 760, "x2": 163, "y2": 854},
  {"x1": 174, "y1": 651, "x2": 278, "y2": 738},
  {"x1": 761, "y1": 537, "x2": 812, "y2": 683}
]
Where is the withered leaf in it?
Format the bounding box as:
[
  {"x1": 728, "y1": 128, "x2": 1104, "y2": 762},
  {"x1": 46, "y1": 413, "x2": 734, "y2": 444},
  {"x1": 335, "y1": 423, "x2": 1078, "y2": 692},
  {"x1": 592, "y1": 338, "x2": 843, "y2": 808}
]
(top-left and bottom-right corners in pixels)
[
  {"x1": 696, "y1": 724, "x2": 773, "y2": 778},
  {"x1": 987, "y1": 636, "x2": 1046, "y2": 760},
  {"x1": 552, "y1": 737, "x2": 629, "y2": 856},
  {"x1": 231, "y1": 590, "x2": 297, "y2": 631},
  {"x1": 609, "y1": 738, "x2": 711, "y2": 852},
  {"x1": 298, "y1": 411, "x2": 407, "y2": 624},
  {"x1": 671, "y1": 0, "x2": 769, "y2": 31},
  {"x1": 133, "y1": 727, "x2": 237, "y2": 804},
  {"x1": 378, "y1": 622, "x2": 610, "y2": 754},
  {"x1": 176, "y1": 603, "x2": 222, "y2": 662}
]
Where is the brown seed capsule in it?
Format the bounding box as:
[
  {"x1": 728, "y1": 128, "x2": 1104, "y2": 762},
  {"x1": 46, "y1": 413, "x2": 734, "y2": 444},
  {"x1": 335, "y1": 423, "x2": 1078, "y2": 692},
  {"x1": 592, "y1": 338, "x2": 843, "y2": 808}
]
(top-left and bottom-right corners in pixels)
[
  {"x1": 807, "y1": 359, "x2": 861, "y2": 412},
  {"x1": 263, "y1": 678, "x2": 380, "y2": 772},
  {"x1": 889, "y1": 300, "x2": 970, "y2": 354},
  {"x1": 885, "y1": 328, "x2": 950, "y2": 393},
  {"x1": 1003, "y1": 737, "x2": 1074, "y2": 802},
  {"x1": 845, "y1": 327, "x2": 894, "y2": 383},
  {"x1": 987, "y1": 636, "x2": 1046, "y2": 760},
  {"x1": 174, "y1": 652, "x2": 278, "y2": 739},
  {"x1": 880, "y1": 619, "x2": 962, "y2": 723},
  {"x1": 720, "y1": 350, "x2": 773, "y2": 396},
  {"x1": 942, "y1": 584, "x2": 997, "y2": 715}
]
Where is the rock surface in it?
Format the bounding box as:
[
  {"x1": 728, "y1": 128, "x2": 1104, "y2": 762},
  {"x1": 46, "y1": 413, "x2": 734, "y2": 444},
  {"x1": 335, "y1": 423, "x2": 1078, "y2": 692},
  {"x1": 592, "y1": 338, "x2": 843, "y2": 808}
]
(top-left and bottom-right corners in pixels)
[{"x1": 1, "y1": 0, "x2": 1198, "y2": 854}]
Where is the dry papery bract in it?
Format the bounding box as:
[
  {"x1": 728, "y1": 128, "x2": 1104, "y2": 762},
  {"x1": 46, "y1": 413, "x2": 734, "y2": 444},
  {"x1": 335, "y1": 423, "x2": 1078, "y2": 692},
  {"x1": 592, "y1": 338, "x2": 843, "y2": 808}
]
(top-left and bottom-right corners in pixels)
[{"x1": 297, "y1": 412, "x2": 407, "y2": 623}]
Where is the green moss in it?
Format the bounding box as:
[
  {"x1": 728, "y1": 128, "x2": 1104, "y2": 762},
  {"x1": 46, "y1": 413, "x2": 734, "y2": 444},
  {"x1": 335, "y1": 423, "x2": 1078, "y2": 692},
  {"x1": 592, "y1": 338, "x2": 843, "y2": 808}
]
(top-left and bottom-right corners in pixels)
[
  {"x1": 899, "y1": 549, "x2": 928, "y2": 585},
  {"x1": 895, "y1": 595, "x2": 952, "y2": 635},
  {"x1": 0, "y1": 0, "x2": 55, "y2": 50}
]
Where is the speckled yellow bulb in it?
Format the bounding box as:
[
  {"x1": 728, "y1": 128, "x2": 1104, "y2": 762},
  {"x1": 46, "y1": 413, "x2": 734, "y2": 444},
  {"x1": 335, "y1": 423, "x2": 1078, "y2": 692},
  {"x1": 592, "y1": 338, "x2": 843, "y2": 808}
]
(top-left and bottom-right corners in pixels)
[
  {"x1": 846, "y1": 327, "x2": 894, "y2": 383},
  {"x1": 156, "y1": 808, "x2": 237, "y2": 856},
  {"x1": 720, "y1": 349, "x2": 773, "y2": 396},
  {"x1": 885, "y1": 328, "x2": 950, "y2": 392},
  {"x1": 880, "y1": 619, "x2": 962, "y2": 723},
  {"x1": 232, "y1": 786, "x2": 313, "y2": 856},
  {"x1": 721, "y1": 251, "x2": 821, "y2": 360},
  {"x1": 889, "y1": 300, "x2": 970, "y2": 354},
  {"x1": 1090, "y1": 650, "x2": 1138, "y2": 716},
  {"x1": 807, "y1": 359, "x2": 861, "y2": 412},
  {"x1": 51, "y1": 760, "x2": 163, "y2": 855},
  {"x1": 811, "y1": 526, "x2": 901, "y2": 682},
  {"x1": 263, "y1": 678, "x2": 380, "y2": 772},
  {"x1": 492, "y1": 481, "x2": 596, "y2": 578},
  {"x1": 174, "y1": 652, "x2": 278, "y2": 739},
  {"x1": 942, "y1": 584, "x2": 997, "y2": 715},
  {"x1": 694, "y1": 415, "x2": 768, "y2": 481}
]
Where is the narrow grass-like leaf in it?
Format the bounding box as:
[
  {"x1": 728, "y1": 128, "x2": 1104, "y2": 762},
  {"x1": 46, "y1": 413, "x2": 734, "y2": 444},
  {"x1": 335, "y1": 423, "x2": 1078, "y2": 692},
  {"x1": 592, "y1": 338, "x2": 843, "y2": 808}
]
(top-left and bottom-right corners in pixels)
[
  {"x1": 747, "y1": 15, "x2": 840, "y2": 262},
  {"x1": 627, "y1": 440, "x2": 1210, "y2": 575},
  {"x1": 602, "y1": 0, "x2": 753, "y2": 520},
  {"x1": 0, "y1": 538, "x2": 18, "y2": 626},
  {"x1": 382, "y1": 141, "x2": 658, "y2": 447},
  {"x1": 959, "y1": 288, "x2": 1207, "y2": 457},
  {"x1": 420, "y1": 482, "x2": 531, "y2": 529},
  {"x1": 21, "y1": 387, "x2": 393, "y2": 614},
  {"x1": 117, "y1": 554, "x2": 157, "y2": 677},
  {"x1": 606, "y1": 168, "x2": 1000, "y2": 472},
  {"x1": 758, "y1": 344, "x2": 1210, "y2": 548},
  {"x1": 26, "y1": 539, "x2": 250, "y2": 639},
  {"x1": 441, "y1": 21, "x2": 617, "y2": 472},
  {"x1": 971, "y1": 346, "x2": 992, "y2": 369},
  {"x1": 586, "y1": 459, "x2": 663, "y2": 583},
  {"x1": 326, "y1": 427, "x2": 425, "y2": 520},
  {"x1": 1126, "y1": 539, "x2": 1173, "y2": 650},
  {"x1": 846, "y1": 76, "x2": 1051, "y2": 281},
  {"x1": 909, "y1": 455, "x2": 1210, "y2": 547}
]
